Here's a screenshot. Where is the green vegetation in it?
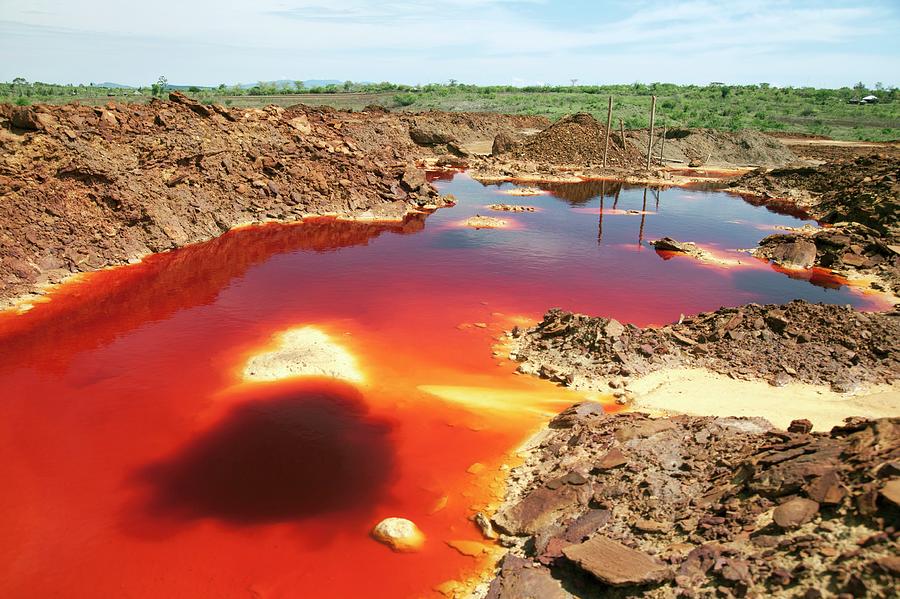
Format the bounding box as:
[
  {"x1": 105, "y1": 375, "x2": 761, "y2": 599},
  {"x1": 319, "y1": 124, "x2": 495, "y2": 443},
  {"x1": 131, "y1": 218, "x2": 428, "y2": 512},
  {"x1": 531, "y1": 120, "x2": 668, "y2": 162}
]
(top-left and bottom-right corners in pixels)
[{"x1": 1, "y1": 78, "x2": 897, "y2": 141}]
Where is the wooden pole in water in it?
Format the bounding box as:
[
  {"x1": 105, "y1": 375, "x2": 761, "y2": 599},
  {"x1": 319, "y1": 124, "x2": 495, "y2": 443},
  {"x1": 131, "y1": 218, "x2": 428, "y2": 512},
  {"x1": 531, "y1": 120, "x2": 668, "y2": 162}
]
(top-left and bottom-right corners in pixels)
[
  {"x1": 639, "y1": 187, "x2": 648, "y2": 245},
  {"x1": 598, "y1": 180, "x2": 605, "y2": 242},
  {"x1": 603, "y1": 96, "x2": 613, "y2": 168},
  {"x1": 646, "y1": 95, "x2": 656, "y2": 170},
  {"x1": 658, "y1": 126, "x2": 666, "y2": 165}
]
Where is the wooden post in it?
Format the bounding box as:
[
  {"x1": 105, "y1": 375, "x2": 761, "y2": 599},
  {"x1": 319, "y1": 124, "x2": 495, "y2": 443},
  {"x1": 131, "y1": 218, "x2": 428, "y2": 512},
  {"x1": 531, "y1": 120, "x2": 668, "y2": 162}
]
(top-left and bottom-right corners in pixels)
[
  {"x1": 598, "y1": 180, "x2": 605, "y2": 242},
  {"x1": 602, "y1": 96, "x2": 612, "y2": 168},
  {"x1": 639, "y1": 187, "x2": 648, "y2": 245},
  {"x1": 646, "y1": 95, "x2": 656, "y2": 170},
  {"x1": 619, "y1": 118, "x2": 626, "y2": 150},
  {"x1": 658, "y1": 126, "x2": 666, "y2": 165}
]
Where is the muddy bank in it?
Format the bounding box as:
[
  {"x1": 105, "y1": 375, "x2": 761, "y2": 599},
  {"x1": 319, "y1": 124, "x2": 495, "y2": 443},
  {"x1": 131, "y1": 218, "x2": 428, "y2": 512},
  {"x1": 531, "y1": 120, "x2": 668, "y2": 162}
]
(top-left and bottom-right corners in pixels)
[
  {"x1": 0, "y1": 94, "x2": 437, "y2": 307},
  {"x1": 507, "y1": 301, "x2": 899, "y2": 394},
  {"x1": 484, "y1": 410, "x2": 900, "y2": 598},
  {"x1": 730, "y1": 155, "x2": 899, "y2": 236},
  {"x1": 0, "y1": 96, "x2": 545, "y2": 309},
  {"x1": 732, "y1": 155, "x2": 899, "y2": 295}
]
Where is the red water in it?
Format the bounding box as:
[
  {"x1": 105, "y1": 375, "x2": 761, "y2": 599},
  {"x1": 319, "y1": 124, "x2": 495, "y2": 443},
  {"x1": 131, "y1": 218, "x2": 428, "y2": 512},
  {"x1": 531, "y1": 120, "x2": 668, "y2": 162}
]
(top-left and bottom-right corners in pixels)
[{"x1": 0, "y1": 173, "x2": 885, "y2": 598}]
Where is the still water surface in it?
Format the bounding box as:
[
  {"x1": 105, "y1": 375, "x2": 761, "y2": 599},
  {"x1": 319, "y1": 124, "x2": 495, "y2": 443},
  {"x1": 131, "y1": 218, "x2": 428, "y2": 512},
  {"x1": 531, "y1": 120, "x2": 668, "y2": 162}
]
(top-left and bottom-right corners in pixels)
[{"x1": 0, "y1": 173, "x2": 880, "y2": 598}]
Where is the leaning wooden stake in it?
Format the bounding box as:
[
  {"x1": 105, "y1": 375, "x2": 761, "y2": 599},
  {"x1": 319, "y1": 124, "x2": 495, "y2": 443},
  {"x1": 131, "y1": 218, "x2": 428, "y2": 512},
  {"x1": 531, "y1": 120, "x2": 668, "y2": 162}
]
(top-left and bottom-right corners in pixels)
[
  {"x1": 602, "y1": 96, "x2": 612, "y2": 168},
  {"x1": 658, "y1": 126, "x2": 666, "y2": 165},
  {"x1": 646, "y1": 95, "x2": 656, "y2": 170}
]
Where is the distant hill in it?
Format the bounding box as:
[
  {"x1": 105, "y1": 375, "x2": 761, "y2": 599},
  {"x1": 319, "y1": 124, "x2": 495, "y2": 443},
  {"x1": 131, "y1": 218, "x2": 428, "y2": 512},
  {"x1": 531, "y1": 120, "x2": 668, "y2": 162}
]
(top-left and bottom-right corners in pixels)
[
  {"x1": 96, "y1": 82, "x2": 134, "y2": 89},
  {"x1": 238, "y1": 79, "x2": 343, "y2": 89}
]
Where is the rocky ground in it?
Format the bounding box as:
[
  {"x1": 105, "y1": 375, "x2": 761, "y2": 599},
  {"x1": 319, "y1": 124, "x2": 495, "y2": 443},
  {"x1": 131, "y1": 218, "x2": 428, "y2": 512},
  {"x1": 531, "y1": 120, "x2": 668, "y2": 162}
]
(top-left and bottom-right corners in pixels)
[
  {"x1": 484, "y1": 409, "x2": 899, "y2": 598},
  {"x1": 508, "y1": 301, "x2": 899, "y2": 394},
  {"x1": 730, "y1": 155, "x2": 899, "y2": 295}
]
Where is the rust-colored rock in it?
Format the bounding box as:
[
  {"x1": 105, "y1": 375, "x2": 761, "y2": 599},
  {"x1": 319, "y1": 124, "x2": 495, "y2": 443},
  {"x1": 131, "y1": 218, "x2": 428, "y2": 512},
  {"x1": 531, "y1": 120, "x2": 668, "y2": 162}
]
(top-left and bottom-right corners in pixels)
[
  {"x1": 773, "y1": 497, "x2": 820, "y2": 529},
  {"x1": 562, "y1": 535, "x2": 671, "y2": 586}
]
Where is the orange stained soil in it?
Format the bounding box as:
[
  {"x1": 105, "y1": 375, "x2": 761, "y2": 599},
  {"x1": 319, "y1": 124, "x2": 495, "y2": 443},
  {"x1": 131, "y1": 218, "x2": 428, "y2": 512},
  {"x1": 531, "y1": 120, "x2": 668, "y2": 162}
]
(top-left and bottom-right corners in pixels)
[{"x1": 0, "y1": 174, "x2": 885, "y2": 598}]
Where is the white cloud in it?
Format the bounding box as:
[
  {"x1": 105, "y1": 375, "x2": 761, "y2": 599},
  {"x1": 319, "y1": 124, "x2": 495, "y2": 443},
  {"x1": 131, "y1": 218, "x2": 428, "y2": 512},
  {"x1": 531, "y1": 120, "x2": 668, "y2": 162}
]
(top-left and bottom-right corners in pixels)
[{"x1": 0, "y1": 0, "x2": 896, "y2": 86}]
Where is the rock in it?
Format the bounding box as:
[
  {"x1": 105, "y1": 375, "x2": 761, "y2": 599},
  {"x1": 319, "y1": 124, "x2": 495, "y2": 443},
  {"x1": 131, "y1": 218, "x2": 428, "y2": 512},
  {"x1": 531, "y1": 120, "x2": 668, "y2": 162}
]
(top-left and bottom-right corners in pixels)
[
  {"x1": 288, "y1": 115, "x2": 312, "y2": 134},
  {"x1": 400, "y1": 168, "x2": 428, "y2": 193},
  {"x1": 767, "y1": 238, "x2": 817, "y2": 269},
  {"x1": 493, "y1": 483, "x2": 591, "y2": 536},
  {"x1": 371, "y1": 517, "x2": 425, "y2": 552},
  {"x1": 805, "y1": 470, "x2": 846, "y2": 504},
  {"x1": 409, "y1": 125, "x2": 456, "y2": 146},
  {"x1": 475, "y1": 512, "x2": 497, "y2": 539},
  {"x1": 773, "y1": 497, "x2": 820, "y2": 529},
  {"x1": 168, "y1": 91, "x2": 211, "y2": 117},
  {"x1": 492, "y1": 132, "x2": 517, "y2": 156},
  {"x1": 10, "y1": 107, "x2": 43, "y2": 130},
  {"x1": 789, "y1": 419, "x2": 814, "y2": 434},
  {"x1": 549, "y1": 401, "x2": 605, "y2": 428},
  {"x1": 562, "y1": 535, "x2": 671, "y2": 586},
  {"x1": 485, "y1": 554, "x2": 573, "y2": 599},
  {"x1": 563, "y1": 509, "x2": 611, "y2": 542},
  {"x1": 604, "y1": 318, "x2": 625, "y2": 339},
  {"x1": 841, "y1": 252, "x2": 868, "y2": 268},
  {"x1": 595, "y1": 447, "x2": 628, "y2": 470},
  {"x1": 464, "y1": 215, "x2": 507, "y2": 229},
  {"x1": 652, "y1": 237, "x2": 691, "y2": 252},
  {"x1": 615, "y1": 419, "x2": 676, "y2": 442},
  {"x1": 880, "y1": 478, "x2": 900, "y2": 507}
]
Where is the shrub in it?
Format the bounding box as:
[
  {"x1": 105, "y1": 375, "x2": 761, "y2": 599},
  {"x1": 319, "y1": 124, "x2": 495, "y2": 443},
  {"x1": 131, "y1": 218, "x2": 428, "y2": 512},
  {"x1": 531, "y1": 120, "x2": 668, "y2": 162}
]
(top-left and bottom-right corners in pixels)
[
  {"x1": 15, "y1": 97, "x2": 29, "y2": 106},
  {"x1": 394, "y1": 93, "x2": 416, "y2": 107}
]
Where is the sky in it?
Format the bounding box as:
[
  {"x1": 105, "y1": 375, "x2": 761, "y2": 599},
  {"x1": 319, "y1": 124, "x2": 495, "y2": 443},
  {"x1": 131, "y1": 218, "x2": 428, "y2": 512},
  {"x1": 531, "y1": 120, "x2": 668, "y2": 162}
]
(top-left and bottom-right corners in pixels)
[{"x1": 1, "y1": 0, "x2": 898, "y2": 88}]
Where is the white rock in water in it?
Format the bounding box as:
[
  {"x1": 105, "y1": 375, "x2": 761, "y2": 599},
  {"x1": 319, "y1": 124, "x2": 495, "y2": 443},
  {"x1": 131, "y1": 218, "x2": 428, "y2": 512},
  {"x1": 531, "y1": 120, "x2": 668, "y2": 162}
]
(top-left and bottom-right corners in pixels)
[
  {"x1": 242, "y1": 326, "x2": 363, "y2": 383},
  {"x1": 371, "y1": 517, "x2": 425, "y2": 552}
]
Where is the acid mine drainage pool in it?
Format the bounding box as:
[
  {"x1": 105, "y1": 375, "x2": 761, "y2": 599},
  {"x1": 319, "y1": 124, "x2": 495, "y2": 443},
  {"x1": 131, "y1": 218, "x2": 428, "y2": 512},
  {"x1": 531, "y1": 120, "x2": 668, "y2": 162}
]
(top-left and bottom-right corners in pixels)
[{"x1": 0, "y1": 172, "x2": 885, "y2": 598}]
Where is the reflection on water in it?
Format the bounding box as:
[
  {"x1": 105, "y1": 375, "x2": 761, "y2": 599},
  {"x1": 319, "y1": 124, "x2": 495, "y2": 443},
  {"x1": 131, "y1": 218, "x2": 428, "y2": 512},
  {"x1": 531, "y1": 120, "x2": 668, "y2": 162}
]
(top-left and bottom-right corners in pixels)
[{"x1": 0, "y1": 172, "x2": 885, "y2": 599}]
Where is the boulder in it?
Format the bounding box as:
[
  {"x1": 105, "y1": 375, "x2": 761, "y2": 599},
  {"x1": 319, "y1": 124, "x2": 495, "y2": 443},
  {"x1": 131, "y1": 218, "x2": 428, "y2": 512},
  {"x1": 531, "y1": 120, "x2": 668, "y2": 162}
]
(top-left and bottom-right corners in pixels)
[
  {"x1": 492, "y1": 132, "x2": 517, "y2": 156},
  {"x1": 764, "y1": 237, "x2": 818, "y2": 269},
  {"x1": 409, "y1": 125, "x2": 456, "y2": 146},
  {"x1": 371, "y1": 517, "x2": 425, "y2": 552}
]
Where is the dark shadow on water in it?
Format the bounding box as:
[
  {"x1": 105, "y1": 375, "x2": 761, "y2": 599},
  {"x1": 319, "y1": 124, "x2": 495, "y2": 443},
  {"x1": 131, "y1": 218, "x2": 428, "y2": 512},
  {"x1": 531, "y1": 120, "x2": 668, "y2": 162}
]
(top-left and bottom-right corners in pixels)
[{"x1": 132, "y1": 379, "x2": 395, "y2": 526}]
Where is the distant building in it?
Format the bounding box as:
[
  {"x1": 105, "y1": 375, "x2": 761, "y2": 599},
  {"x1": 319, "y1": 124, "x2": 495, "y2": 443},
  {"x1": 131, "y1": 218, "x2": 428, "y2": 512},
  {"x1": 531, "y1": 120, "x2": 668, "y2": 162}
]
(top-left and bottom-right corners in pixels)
[
  {"x1": 861, "y1": 95, "x2": 879, "y2": 104},
  {"x1": 710, "y1": 82, "x2": 725, "y2": 86}
]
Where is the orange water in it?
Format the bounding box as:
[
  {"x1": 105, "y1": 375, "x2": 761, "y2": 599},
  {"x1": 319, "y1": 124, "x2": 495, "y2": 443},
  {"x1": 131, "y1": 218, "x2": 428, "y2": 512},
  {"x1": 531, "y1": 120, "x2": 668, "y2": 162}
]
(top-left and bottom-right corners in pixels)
[{"x1": 0, "y1": 174, "x2": 883, "y2": 598}]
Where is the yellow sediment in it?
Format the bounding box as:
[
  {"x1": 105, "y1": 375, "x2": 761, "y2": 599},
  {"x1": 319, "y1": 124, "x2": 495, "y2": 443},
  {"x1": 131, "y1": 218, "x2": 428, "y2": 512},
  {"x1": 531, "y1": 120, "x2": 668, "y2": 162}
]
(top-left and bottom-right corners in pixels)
[{"x1": 628, "y1": 367, "x2": 900, "y2": 431}]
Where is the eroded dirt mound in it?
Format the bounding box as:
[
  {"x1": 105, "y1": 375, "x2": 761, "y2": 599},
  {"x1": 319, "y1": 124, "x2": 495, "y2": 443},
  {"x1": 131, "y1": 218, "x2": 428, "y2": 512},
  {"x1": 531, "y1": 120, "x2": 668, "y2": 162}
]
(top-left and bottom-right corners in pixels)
[
  {"x1": 506, "y1": 113, "x2": 643, "y2": 168},
  {"x1": 731, "y1": 155, "x2": 900, "y2": 237},
  {"x1": 404, "y1": 112, "x2": 549, "y2": 156},
  {"x1": 509, "y1": 301, "x2": 900, "y2": 392},
  {"x1": 0, "y1": 93, "x2": 447, "y2": 306},
  {"x1": 631, "y1": 128, "x2": 797, "y2": 168},
  {"x1": 487, "y1": 411, "x2": 900, "y2": 598}
]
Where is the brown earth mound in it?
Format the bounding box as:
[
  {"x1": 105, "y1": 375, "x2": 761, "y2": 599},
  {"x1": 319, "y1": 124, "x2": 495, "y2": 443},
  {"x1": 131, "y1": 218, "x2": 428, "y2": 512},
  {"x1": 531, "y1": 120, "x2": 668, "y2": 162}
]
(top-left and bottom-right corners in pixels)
[
  {"x1": 506, "y1": 113, "x2": 643, "y2": 168},
  {"x1": 0, "y1": 93, "x2": 451, "y2": 307},
  {"x1": 631, "y1": 128, "x2": 797, "y2": 168},
  {"x1": 731, "y1": 155, "x2": 900, "y2": 237},
  {"x1": 486, "y1": 410, "x2": 900, "y2": 598},
  {"x1": 509, "y1": 301, "x2": 899, "y2": 393}
]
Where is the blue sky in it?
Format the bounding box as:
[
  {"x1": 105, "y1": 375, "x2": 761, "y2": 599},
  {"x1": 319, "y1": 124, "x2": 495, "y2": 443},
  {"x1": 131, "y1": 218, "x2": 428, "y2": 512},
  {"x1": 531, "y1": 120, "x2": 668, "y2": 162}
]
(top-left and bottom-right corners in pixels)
[{"x1": 1, "y1": 0, "x2": 897, "y2": 87}]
